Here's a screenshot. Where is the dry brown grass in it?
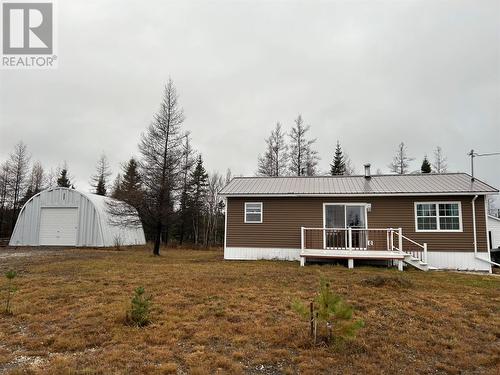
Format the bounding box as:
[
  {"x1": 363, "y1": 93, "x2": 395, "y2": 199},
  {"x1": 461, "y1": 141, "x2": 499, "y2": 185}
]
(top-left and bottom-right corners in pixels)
[{"x1": 0, "y1": 246, "x2": 499, "y2": 374}]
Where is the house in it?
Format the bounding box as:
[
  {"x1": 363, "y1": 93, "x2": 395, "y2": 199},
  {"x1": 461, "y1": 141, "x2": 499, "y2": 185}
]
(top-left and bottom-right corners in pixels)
[
  {"x1": 219, "y1": 166, "x2": 498, "y2": 272},
  {"x1": 9, "y1": 187, "x2": 146, "y2": 247}
]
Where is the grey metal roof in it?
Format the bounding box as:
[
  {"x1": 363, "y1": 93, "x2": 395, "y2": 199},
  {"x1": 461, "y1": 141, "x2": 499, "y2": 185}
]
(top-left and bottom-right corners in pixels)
[{"x1": 219, "y1": 173, "x2": 498, "y2": 196}]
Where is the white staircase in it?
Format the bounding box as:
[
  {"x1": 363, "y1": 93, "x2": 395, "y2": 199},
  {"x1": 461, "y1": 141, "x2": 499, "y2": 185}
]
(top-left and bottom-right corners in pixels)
[
  {"x1": 391, "y1": 229, "x2": 429, "y2": 272},
  {"x1": 402, "y1": 253, "x2": 429, "y2": 271}
]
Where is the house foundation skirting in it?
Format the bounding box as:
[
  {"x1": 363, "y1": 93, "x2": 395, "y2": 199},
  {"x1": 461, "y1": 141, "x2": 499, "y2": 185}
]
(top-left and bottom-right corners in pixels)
[
  {"x1": 224, "y1": 247, "x2": 301, "y2": 261},
  {"x1": 426, "y1": 251, "x2": 491, "y2": 272},
  {"x1": 224, "y1": 247, "x2": 492, "y2": 271}
]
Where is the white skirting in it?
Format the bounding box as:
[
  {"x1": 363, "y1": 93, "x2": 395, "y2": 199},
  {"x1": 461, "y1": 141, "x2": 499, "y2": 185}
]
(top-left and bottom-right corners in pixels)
[
  {"x1": 224, "y1": 247, "x2": 492, "y2": 271},
  {"x1": 426, "y1": 251, "x2": 491, "y2": 272},
  {"x1": 224, "y1": 247, "x2": 301, "y2": 261}
]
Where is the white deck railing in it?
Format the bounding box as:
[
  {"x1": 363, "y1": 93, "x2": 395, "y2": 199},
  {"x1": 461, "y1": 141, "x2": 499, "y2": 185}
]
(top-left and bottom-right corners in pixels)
[{"x1": 301, "y1": 227, "x2": 427, "y2": 263}]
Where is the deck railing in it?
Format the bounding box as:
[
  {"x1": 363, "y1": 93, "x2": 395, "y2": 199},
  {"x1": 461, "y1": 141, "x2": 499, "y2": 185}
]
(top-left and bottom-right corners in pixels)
[
  {"x1": 392, "y1": 230, "x2": 428, "y2": 263},
  {"x1": 301, "y1": 227, "x2": 427, "y2": 263}
]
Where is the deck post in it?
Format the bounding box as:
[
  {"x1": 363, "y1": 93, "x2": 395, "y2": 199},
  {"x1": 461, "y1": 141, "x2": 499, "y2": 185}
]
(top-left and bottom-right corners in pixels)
[
  {"x1": 301, "y1": 227, "x2": 305, "y2": 250},
  {"x1": 390, "y1": 228, "x2": 394, "y2": 250},
  {"x1": 423, "y1": 243, "x2": 428, "y2": 264},
  {"x1": 348, "y1": 258, "x2": 354, "y2": 269},
  {"x1": 398, "y1": 228, "x2": 403, "y2": 252},
  {"x1": 348, "y1": 227, "x2": 352, "y2": 253},
  {"x1": 300, "y1": 256, "x2": 305, "y2": 267},
  {"x1": 397, "y1": 260, "x2": 403, "y2": 271}
]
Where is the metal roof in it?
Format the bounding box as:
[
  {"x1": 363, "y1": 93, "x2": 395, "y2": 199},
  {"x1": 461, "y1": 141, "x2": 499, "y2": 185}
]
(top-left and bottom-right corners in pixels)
[{"x1": 219, "y1": 173, "x2": 498, "y2": 196}]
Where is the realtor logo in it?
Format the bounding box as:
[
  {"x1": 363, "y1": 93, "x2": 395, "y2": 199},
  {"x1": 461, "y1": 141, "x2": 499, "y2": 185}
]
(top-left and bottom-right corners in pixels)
[{"x1": 1, "y1": 0, "x2": 57, "y2": 68}]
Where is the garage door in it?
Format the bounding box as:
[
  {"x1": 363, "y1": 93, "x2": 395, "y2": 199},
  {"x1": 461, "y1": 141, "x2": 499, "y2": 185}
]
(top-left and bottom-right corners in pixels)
[{"x1": 39, "y1": 208, "x2": 79, "y2": 246}]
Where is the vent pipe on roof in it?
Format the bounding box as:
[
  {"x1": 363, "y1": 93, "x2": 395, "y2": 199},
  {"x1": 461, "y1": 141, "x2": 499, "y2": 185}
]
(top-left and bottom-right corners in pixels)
[{"x1": 364, "y1": 163, "x2": 371, "y2": 179}]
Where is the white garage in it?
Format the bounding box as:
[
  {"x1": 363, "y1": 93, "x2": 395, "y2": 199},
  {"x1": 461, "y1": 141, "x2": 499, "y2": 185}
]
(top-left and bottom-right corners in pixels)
[{"x1": 9, "y1": 187, "x2": 146, "y2": 247}]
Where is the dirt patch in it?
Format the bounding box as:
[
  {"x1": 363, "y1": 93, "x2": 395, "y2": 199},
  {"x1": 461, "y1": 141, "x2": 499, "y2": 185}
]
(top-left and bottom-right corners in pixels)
[{"x1": 361, "y1": 275, "x2": 414, "y2": 288}]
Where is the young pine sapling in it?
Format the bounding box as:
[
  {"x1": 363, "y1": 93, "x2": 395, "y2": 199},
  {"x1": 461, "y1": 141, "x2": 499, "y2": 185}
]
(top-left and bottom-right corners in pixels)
[
  {"x1": 126, "y1": 286, "x2": 152, "y2": 327},
  {"x1": 292, "y1": 277, "x2": 364, "y2": 345}
]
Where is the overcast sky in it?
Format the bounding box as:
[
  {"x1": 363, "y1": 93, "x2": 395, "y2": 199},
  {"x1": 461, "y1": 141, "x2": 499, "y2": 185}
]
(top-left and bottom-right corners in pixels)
[{"x1": 1, "y1": 0, "x2": 499, "y2": 201}]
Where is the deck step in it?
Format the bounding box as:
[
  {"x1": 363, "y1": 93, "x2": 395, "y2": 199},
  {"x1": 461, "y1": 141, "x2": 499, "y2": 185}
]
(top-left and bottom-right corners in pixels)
[{"x1": 402, "y1": 254, "x2": 429, "y2": 271}]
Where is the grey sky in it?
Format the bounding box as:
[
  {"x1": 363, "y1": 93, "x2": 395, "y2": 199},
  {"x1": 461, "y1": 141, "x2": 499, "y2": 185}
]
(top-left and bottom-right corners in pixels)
[{"x1": 1, "y1": 0, "x2": 499, "y2": 201}]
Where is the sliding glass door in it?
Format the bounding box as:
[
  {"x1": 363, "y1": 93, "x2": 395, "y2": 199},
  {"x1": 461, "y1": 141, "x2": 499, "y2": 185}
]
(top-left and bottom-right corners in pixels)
[{"x1": 324, "y1": 204, "x2": 367, "y2": 249}]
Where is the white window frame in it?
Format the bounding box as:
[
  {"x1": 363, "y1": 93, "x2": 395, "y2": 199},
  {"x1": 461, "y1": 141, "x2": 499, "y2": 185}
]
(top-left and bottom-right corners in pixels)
[
  {"x1": 244, "y1": 202, "x2": 263, "y2": 223},
  {"x1": 414, "y1": 201, "x2": 463, "y2": 233},
  {"x1": 323, "y1": 203, "x2": 369, "y2": 250},
  {"x1": 322, "y1": 203, "x2": 369, "y2": 230}
]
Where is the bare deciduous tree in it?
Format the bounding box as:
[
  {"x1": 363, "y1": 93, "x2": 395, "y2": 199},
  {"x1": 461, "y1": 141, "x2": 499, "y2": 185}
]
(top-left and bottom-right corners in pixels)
[
  {"x1": 344, "y1": 154, "x2": 356, "y2": 175},
  {"x1": 29, "y1": 161, "x2": 46, "y2": 194},
  {"x1": 8, "y1": 142, "x2": 30, "y2": 228},
  {"x1": 0, "y1": 162, "x2": 11, "y2": 235},
  {"x1": 257, "y1": 122, "x2": 288, "y2": 176},
  {"x1": 204, "y1": 172, "x2": 225, "y2": 247},
  {"x1": 289, "y1": 115, "x2": 319, "y2": 176},
  {"x1": 389, "y1": 142, "x2": 414, "y2": 174},
  {"x1": 433, "y1": 146, "x2": 448, "y2": 173},
  {"x1": 139, "y1": 78, "x2": 185, "y2": 256},
  {"x1": 225, "y1": 168, "x2": 232, "y2": 185},
  {"x1": 91, "y1": 154, "x2": 112, "y2": 196}
]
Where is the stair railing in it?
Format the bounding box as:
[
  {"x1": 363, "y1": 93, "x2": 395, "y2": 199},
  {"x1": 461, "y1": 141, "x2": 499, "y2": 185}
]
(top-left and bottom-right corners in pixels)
[{"x1": 391, "y1": 228, "x2": 428, "y2": 264}]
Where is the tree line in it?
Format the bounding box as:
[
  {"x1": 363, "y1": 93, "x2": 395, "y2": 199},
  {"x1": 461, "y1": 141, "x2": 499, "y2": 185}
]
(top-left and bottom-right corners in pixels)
[
  {"x1": 0, "y1": 79, "x2": 227, "y2": 254},
  {"x1": 256, "y1": 121, "x2": 448, "y2": 176},
  {"x1": 1, "y1": 78, "x2": 453, "y2": 249}
]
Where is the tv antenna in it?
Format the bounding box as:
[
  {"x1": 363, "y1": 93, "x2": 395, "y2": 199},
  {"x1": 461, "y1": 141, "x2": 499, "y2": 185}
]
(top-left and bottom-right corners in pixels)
[{"x1": 468, "y1": 150, "x2": 500, "y2": 181}]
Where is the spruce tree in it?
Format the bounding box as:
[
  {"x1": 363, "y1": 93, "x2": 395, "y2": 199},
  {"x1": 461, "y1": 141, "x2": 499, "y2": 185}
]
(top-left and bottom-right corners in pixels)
[
  {"x1": 421, "y1": 156, "x2": 432, "y2": 173},
  {"x1": 330, "y1": 141, "x2": 346, "y2": 175},
  {"x1": 57, "y1": 169, "x2": 71, "y2": 188},
  {"x1": 189, "y1": 155, "x2": 208, "y2": 245}
]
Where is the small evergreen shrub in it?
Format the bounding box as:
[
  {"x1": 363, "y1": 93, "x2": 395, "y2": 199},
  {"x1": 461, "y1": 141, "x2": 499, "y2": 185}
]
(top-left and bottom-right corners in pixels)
[
  {"x1": 125, "y1": 286, "x2": 152, "y2": 327},
  {"x1": 3, "y1": 270, "x2": 18, "y2": 315},
  {"x1": 292, "y1": 277, "x2": 364, "y2": 345}
]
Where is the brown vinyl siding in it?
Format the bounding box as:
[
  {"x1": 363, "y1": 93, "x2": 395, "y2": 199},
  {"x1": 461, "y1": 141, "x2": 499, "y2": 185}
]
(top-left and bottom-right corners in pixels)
[{"x1": 226, "y1": 195, "x2": 488, "y2": 252}]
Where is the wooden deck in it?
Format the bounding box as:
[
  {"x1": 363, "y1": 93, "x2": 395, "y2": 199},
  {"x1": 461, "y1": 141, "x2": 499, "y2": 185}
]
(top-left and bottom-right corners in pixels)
[
  {"x1": 300, "y1": 249, "x2": 405, "y2": 260},
  {"x1": 300, "y1": 249, "x2": 406, "y2": 270}
]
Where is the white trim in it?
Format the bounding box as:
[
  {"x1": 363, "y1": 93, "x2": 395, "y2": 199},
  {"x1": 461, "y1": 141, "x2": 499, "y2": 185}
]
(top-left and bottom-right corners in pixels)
[
  {"x1": 224, "y1": 197, "x2": 228, "y2": 253},
  {"x1": 244, "y1": 202, "x2": 263, "y2": 223},
  {"x1": 414, "y1": 201, "x2": 463, "y2": 232},
  {"x1": 483, "y1": 197, "x2": 492, "y2": 272},
  {"x1": 488, "y1": 214, "x2": 500, "y2": 222},
  {"x1": 220, "y1": 192, "x2": 497, "y2": 198}
]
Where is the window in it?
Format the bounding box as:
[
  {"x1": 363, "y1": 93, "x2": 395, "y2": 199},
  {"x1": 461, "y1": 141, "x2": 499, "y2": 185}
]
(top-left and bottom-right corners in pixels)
[
  {"x1": 415, "y1": 202, "x2": 461, "y2": 232},
  {"x1": 245, "y1": 202, "x2": 262, "y2": 223},
  {"x1": 324, "y1": 204, "x2": 367, "y2": 229}
]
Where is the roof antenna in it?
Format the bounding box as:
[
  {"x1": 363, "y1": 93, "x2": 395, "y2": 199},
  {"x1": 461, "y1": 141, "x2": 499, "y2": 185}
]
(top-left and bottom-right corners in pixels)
[{"x1": 468, "y1": 149, "x2": 500, "y2": 182}]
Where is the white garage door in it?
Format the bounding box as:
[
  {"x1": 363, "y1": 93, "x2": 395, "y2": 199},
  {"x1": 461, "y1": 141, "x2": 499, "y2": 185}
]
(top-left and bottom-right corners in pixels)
[{"x1": 39, "y1": 208, "x2": 79, "y2": 246}]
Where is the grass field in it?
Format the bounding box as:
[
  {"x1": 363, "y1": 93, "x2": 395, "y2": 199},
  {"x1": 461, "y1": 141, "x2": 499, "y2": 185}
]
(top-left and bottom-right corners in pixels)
[{"x1": 0, "y1": 247, "x2": 499, "y2": 375}]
